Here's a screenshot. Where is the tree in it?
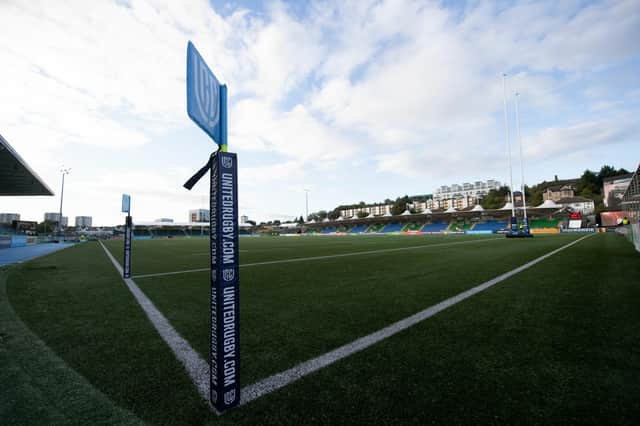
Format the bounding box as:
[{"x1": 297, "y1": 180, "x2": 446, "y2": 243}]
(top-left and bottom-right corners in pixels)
[
  {"x1": 480, "y1": 186, "x2": 510, "y2": 209},
  {"x1": 576, "y1": 169, "x2": 599, "y2": 195},
  {"x1": 357, "y1": 211, "x2": 368, "y2": 218},
  {"x1": 328, "y1": 209, "x2": 341, "y2": 220},
  {"x1": 391, "y1": 195, "x2": 410, "y2": 215}
]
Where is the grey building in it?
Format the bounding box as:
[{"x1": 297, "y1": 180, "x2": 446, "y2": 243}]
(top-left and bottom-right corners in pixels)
[
  {"x1": 75, "y1": 216, "x2": 92, "y2": 228},
  {"x1": 0, "y1": 213, "x2": 20, "y2": 224},
  {"x1": 189, "y1": 209, "x2": 209, "y2": 222},
  {"x1": 44, "y1": 212, "x2": 68, "y2": 227}
]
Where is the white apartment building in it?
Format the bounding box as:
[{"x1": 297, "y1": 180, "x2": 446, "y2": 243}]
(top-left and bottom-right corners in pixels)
[
  {"x1": 433, "y1": 179, "x2": 501, "y2": 209},
  {"x1": 75, "y1": 216, "x2": 92, "y2": 228},
  {"x1": 340, "y1": 204, "x2": 393, "y2": 218},
  {"x1": 0, "y1": 213, "x2": 20, "y2": 224},
  {"x1": 189, "y1": 209, "x2": 209, "y2": 222},
  {"x1": 44, "y1": 212, "x2": 68, "y2": 227}
]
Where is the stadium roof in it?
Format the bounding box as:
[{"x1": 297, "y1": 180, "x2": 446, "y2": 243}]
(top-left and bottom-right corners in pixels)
[{"x1": 0, "y1": 133, "x2": 53, "y2": 196}]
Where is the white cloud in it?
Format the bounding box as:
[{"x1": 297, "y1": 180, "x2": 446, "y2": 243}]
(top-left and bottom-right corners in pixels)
[{"x1": 524, "y1": 117, "x2": 640, "y2": 160}]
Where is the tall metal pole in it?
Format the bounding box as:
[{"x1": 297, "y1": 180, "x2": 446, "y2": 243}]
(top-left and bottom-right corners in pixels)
[
  {"x1": 502, "y1": 74, "x2": 516, "y2": 218},
  {"x1": 58, "y1": 168, "x2": 71, "y2": 232},
  {"x1": 304, "y1": 189, "x2": 310, "y2": 221},
  {"x1": 514, "y1": 92, "x2": 528, "y2": 223}
]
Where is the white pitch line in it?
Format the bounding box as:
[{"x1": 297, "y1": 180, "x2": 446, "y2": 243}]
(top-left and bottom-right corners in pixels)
[
  {"x1": 99, "y1": 242, "x2": 212, "y2": 409},
  {"x1": 238, "y1": 233, "x2": 595, "y2": 406},
  {"x1": 133, "y1": 237, "x2": 503, "y2": 279}
]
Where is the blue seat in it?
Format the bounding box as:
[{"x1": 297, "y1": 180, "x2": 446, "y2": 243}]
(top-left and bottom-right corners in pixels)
[
  {"x1": 422, "y1": 222, "x2": 448, "y2": 232},
  {"x1": 349, "y1": 225, "x2": 368, "y2": 233},
  {"x1": 381, "y1": 223, "x2": 403, "y2": 233}
]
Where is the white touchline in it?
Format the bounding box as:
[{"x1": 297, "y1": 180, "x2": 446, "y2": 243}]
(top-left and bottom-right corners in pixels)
[
  {"x1": 238, "y1": 233, "x2": 595, "y2": 406},
  {"x1": 99, "y1": 242, "x2": 212, "y2": 411},
  {"x1": 133, "y1": 237, "x2": 504, "y2": 279}
]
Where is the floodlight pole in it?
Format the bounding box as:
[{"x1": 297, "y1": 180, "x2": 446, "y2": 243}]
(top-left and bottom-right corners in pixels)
[
  {"x1": 502, "y1": 74, "x2": 516, "y2": 219},
  {"x1": 514, "y1": 92, "x2": 528, "y2": 225},
  {"x1": 58, "y1": 168, "x2": 71, "y2": 233},
  {"x1": 304, "y1": 189, "x2": 310, "y2": 221}
]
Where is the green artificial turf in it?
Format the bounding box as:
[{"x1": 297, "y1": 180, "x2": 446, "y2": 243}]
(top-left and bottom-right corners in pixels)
[
  {"x1": 6, "y1": 243, "x2": 211, "y2": 424},
  {"x1": 129, "y1": 234, "x2": 581, "y2": 385},
  {"x1": 222, "y1": 232, "x2": 640, "y2": 425},
  {"x1": 102, "y1": 234, "x2": 502, "y2": 276},
  {"x1": 5, "y1": 233, "x2": 640, "y2": 424},
  {"x1": 0, "y1": 268, "x2": 143, "y2": 425}
]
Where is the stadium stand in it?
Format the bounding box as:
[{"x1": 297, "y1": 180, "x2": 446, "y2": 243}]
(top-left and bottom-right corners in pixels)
[
  {"x1": 473, "y1": 221, "x2": 507, "y2": 232},
  {"x1": 422, "y1": 222, "x2": 449, "y2": 232},
  {"x1": 0, "y1": 225, "x2": 16, "y2": 235},
  {"x1": 366, "y1": 224, "x2": 385, "y2": 233},
  {"x1": 186, "y1": 228, "x2": 207, "y2": 237},
  {"x1": 381, "y1": 223, "x2": 404, "y2": 233},
  {"x1": 320, "y1": 227, "x2": 337, "y2": 234},
  {"x1": 403, "y1": 223, "x2": 423, "y2": 232},
  {"x1": 152, "y1": 228, "x2": 188, "y2": 237},
  {"x1": 349, "y1": 224, "x2": 369, "y2": 234},
  {"x1": 133, "y1": 228, "x2": 152, "y2": 237}
]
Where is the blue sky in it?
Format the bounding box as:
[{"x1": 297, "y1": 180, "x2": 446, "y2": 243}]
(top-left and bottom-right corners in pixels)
[{"x1": 1, "y1": 0, "x2": 639, "y2": 225}]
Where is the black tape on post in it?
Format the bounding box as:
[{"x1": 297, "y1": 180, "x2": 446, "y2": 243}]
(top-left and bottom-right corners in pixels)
[
  {"x1": 209, "y1": 150, "x2": 240, "y2": 410},
  {"x1": 123, "y1": 215, "x2": 132, "y2": 278}
]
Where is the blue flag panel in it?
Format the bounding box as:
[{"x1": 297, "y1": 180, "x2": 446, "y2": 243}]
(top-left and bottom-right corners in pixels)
[{"x1": 187, "y1": 41, "x2": 221, "y2": 144}]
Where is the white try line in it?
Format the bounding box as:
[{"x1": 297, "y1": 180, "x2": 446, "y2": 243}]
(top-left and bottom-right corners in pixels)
[
  {"x1": 133, "y1": 236, "x2": 504, "y2": 279},
  {"x1": 99, "y1": 242, "x2": 212, "y2": 409},
  {"x1": 238, "y1": 233, "x2": 595, "y2": 405}
]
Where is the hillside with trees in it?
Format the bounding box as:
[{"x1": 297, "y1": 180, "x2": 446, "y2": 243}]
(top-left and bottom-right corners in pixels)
[{"x1": 482, "y1": 165, "x2": 629, "y2": 212}]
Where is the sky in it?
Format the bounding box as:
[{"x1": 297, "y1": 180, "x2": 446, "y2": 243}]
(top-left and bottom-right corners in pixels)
[{"x1": 1, "y1": 0, "x2": 639, "y2": 226}]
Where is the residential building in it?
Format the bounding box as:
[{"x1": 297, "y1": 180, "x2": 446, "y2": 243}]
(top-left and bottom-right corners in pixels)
[
  {"x1": 0, "y1": 213, "x2": 20, "y2": 224},
  {"x1": 340, "y1": 204, "x2": 393, "y2": 218},
  {"x1": 44, "y1": 212, "x2": 68, "y2": 227},
  {"x1": 543, "y1": 182, "x2": 577, "y2": 201},
  {"x1": 240, "y1": 215, "x2": 249, "y2": 224},
  {"x1": 434, "y1": 179, "x2": 501, "y2": 209},
  {"x1": 602, "y1": 174, "x2": 633, "y2": 208},
  {"x1": 75, "y1": 216, "x2": 92, "y2": 228},
  {"x1": 189, "y1": 209, "x2": 209, "y2": 222}
]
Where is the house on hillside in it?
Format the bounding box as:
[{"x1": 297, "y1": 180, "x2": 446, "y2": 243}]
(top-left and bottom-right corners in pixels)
[{"x1": 543, "y1": 182, "x2": 577, "y2": 202}]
